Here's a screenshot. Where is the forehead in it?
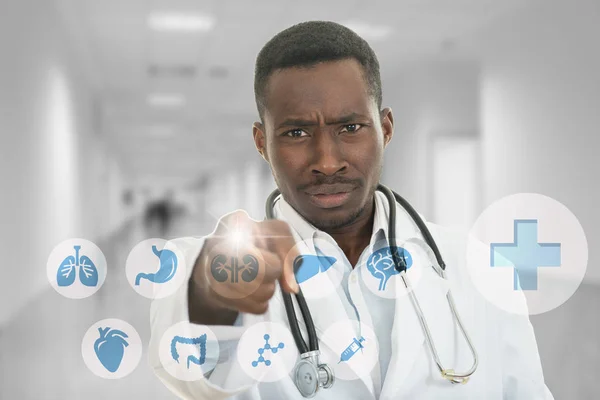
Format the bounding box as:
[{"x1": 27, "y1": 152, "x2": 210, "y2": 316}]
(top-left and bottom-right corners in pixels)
[{"x1": 263, "y1": 59, "x2": 374, "y2": 124}]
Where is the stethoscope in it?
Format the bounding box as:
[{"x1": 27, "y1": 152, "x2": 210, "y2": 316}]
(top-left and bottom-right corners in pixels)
[{"x1": 265, "y1": 183, "x2": 479, "y2": 398}]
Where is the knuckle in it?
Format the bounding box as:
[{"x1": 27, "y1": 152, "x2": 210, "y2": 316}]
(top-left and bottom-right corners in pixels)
[
  {"x1": 274, "y1": 220, "x2": 292, "y2": 233},
  {"x1": 230, "y1": 209, "x2": 250, "y2": 218},
  {"x1": 256, "y1": 302, "x2": 269, "y2": 314},
  {"x1": 243, "y1": 301, "x2": 269, "y2": 315},
  {"x1": 262, "y1": 282, "x2": 277, "y2": 299},
  {"x1": 264, "y1": 259, "x2": 283, "y2": 278},
  {"x1": 220, "y1": 209, "x2": 251, "y2": 226}
]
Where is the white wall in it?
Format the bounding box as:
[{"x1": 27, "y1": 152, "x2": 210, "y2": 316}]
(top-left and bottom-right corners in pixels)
[
  {"x1": 471, "y1": 2, "x2": 600, "y2": 398},
  {"x1": 381, "y1": 58, "x2": 480, "y2": 221},
  {"x1": 476, "y1": 0, "x2": 600, "y2": 284},
  {"x1": 0, "y1": 0, "x2": 128, "y2": 327},
  {"x1": 203, "y1": 159, "x2": 275, "y2": 225}
]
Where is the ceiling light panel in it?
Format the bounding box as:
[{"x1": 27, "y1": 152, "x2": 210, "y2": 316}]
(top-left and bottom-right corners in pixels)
[
  {"x1": 341, "y1": 21, "x2": 393, "y2": 41},
  {"x1": 148, "y1": 12, "x2": 216, "y2": 32},
  {"x1": 147, "y1": 93, "x2": 186, "y2": 107}
]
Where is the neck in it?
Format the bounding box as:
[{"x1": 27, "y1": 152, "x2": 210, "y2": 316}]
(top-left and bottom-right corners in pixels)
[{"x1": 326, "y1": 196, "x2": 375, "y2": 267}]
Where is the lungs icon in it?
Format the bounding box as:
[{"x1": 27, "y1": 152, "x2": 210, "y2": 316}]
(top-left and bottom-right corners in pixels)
[
  {"x1": 79, "y1": 254, "x2": 99, "y2": 287},
  {"x1": 57, "y1": 245, "x2": 98, "y2": 287},
  {"x1": 57, "y1": 255, "x2": 77, "y2": 287},
  {"x1": 94, "y1": 327, "x2": 129, "y2": 373}
]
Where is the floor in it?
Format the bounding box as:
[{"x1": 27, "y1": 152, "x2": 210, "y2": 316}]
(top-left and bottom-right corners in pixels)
[{"x1": 0, "y1": 213, "x2": 213, "y2": 400}]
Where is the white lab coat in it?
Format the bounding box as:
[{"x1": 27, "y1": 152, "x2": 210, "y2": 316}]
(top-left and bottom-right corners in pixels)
[{"x1": 149, "y1": 196, "x2": 554, "y2": 400}]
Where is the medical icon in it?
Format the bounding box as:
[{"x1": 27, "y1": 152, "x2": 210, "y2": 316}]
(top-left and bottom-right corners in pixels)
[
  {"x1": 57, "y1": 245, "x2": 98, "y2": 287},
  {"x1": 293, "y1": 255, "x2": 337, "y2": 284},
  {"x1": 237, "y1": 322, "x2": 297, "y2": 382},
  {"x1": 126, "y1": 239, "x2": 187, "y2": 299},
  {"x1": 211, "y1": 253, "x2": 259, "y2": 283},
  {"x1": 466, "y1": 193, "x2": 588, "y2": 315},
  {"x1": 338, "y1": 336, "x2": 365, "y2": 364},
  {"x1": 320, "y1": 320, "x2": 378, "y2": 381},
  {"x1": 170, "y1": 334, "x2": 207, "y2": 369},
  {"x1": 82, "y1": 319, "x2": 142, "y2": 379},
  {"x1": 159, "y1": 322, "x2": 219, "y2": 381},
  {"x1": 135, "y1": 245, "x2": 178, "y2": 286},
  {"x1": 252, "y1": 334, "x2": 285, "y2": 367},
  {"x1": 94, "y1": 327, "x2": 129, "y2": 373},
  {"x1": 367, "y1": 246, "x2": 412, "y2": 291},
  {"x1": 491, "y1": 220, "x2": 561, "y2": 290},
  {"x1": 48, "y1": 239, "x2": 107, "y2": 299},
  {"x1": 283, "y1": 238, "x2": 345, "y2": 299}
]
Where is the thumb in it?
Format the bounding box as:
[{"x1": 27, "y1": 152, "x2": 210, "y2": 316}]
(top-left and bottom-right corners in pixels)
[{"x1": 279, "y1": 248, "x2": 300, "y2": 294}]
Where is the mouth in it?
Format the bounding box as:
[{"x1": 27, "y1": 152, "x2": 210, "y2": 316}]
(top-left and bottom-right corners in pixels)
[{"x1": 304, "y1": 184, "x2": 356, "y2": 209}]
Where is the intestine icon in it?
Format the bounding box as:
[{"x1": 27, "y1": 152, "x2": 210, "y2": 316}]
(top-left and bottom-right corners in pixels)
[
  {"x1": 57, "y1": 245, "x2": 99, "y2": 287},
  {"x1": 171, "y1": 334, "x2": 207, "y2": 370}
]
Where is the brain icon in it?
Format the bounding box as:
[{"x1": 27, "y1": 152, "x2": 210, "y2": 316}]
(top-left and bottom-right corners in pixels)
[{"x1": 366, "y1": 246, "x2": 412, "y2": 291}]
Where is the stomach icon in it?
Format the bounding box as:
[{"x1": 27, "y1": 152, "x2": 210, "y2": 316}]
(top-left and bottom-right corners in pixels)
[{"x1": 135, "y1": 245, "x2": 178, "y2": 285}]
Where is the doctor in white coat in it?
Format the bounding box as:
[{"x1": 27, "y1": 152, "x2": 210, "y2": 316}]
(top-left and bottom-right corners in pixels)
[{"x1": 149, "y1": 21, "x2": 554, "y2": 400}]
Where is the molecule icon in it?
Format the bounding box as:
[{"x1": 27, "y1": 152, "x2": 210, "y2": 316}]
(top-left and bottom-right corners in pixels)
[{"x1": 251, "y1": 334, "x2": 285, "y2": 367}]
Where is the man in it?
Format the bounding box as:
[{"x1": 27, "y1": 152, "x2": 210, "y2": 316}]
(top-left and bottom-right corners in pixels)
[{"x1": 149, "y1": 21, "x2": 553, "y2": 399}]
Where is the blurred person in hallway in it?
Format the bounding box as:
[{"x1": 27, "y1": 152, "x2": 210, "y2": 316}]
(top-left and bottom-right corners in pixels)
[{"x1": 144, "y1": 191, "x2": 175, "y2": 237}]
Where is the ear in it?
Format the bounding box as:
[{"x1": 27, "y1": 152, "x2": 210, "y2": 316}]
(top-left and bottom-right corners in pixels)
[
  {"x1": 380, "y1": 107, "x2": 394, "y2": 148},
  {"x1": 253, "y1": 122, "x2": 269, "y2": 162}
]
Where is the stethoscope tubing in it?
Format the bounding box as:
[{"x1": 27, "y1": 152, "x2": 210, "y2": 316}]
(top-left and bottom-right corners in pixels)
[
  {"x1": 265, "y1": 189, "x2": 319, "y2": 355},
  {"x1": 266, "y1": 183, "x2": 479, "y2": 387}
]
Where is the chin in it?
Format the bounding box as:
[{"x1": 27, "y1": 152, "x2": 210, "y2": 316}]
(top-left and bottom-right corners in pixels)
[{"x1": 309, "y1": 205, "x2": 366, "y2": 231}]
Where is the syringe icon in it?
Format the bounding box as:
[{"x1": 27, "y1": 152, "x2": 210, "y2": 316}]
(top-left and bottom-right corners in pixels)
[{"x1": 338, "y1": 336, "x2": 366, "y2": 363}]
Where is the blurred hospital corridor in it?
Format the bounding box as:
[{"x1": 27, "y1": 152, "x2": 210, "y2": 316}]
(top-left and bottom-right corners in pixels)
[{"x1": 1, "y1": 0, "x2": 599, "y2": 399}]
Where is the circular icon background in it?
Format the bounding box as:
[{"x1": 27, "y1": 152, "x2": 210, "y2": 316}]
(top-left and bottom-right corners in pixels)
[
  {"x1": 47, "y1": 238, "x2": 107, "y2": 299},
  {"x1": 237, "y1": 321, "x2": 297, "y2": 383},
  {"x1": 126, "y1": 238, "x2": 187, "y2": 299},
  {"x1": 205, "y1": 241, "x2": 266, "y2": 300},
  {"x1": 284, "y1": 238, "x2": 345, "y2": 300},
  {"x1": 81, "y1": 318, "x2": 142, "y2": 379},
  {"x1": 360, "y1": 238, "x2": 425, "y2": 299},
  {"x1": 159, "y1": 321, "x2": 220, "y2": 381},
  {"x1": 466, "y1": 193, "x2": 588, "y2": 315},
  {"x1": 320, "y1": 320, "x2": 379, "y2": 381}
]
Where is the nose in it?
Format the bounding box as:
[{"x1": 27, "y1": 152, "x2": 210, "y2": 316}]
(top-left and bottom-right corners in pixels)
[{"x1": 310, "y1": 131, "x2": 348, "y2": 176}]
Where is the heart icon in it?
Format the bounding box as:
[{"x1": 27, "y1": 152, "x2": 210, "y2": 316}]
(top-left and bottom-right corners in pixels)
[{"x1": 94, "y1": 327, "x2": 129, "y2": 373}]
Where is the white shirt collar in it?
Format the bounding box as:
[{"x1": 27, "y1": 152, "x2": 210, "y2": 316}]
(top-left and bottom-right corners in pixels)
[{"x1": 272, "y1": 191, "x2": 391, "y2": 254}]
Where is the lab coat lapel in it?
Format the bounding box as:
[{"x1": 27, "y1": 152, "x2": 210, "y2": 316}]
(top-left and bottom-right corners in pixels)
[
  {"x1": 380, "y1": 258, "x2": 452, "y2": 397},
  {"x1": 293, "y1": 248, "x2": 377, "y2": 398},
  {"x1": 378, "y1": 198, "x2": 455, "y2": 397},
  {"x1": 273, "y1": 200, "x2": 377, "y2": 398},
  {"x1": 286, "y1": 287, "x2": 377, "y2": 399}
]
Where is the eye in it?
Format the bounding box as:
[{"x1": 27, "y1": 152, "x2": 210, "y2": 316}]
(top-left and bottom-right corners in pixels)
[
  {"x1": 340, "y1": 124, "x2": 362, "y2": 133},
  {"x1": 283, "y1": 128, "x2": 308, "y2": 138}
]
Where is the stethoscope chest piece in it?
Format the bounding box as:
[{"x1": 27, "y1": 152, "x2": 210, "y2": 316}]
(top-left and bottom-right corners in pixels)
[{"x1": 293, "y1": 351, "x2": 334, "y2": 398}]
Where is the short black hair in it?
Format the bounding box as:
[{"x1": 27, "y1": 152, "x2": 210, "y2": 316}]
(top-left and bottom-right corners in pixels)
[{"x1": 254, "y1": 20, "x2": 382, "y2": 121}]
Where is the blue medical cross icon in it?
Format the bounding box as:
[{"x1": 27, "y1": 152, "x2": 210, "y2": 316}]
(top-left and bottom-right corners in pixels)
[{"x1": 490, "y1": 219, "x2": 561, "y2": 290}]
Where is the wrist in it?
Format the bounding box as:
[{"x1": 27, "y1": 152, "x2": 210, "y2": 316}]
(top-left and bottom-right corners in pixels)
[{"x1": 188, "y1": 242, "x2": 238, "y2": 325}]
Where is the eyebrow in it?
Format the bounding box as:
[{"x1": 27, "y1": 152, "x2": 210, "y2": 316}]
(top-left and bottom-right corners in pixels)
[{"x1": 276, "y1": 113, "x2": 366, "y2": 130}]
